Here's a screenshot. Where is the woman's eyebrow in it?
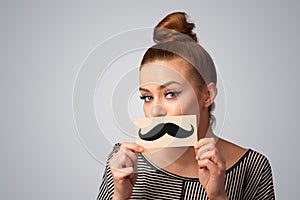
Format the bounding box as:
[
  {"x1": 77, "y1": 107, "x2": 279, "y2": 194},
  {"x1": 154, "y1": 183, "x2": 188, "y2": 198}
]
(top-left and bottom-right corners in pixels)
[
  {"x1": 139, "y1": 87, "x2": 150, "y2": 92},
  {"x1": 139, "y1": 81, "x2": 182, "y2": 92},
  {"x1": 159, "y1": 81, "x2": 182, "y2": 89}
]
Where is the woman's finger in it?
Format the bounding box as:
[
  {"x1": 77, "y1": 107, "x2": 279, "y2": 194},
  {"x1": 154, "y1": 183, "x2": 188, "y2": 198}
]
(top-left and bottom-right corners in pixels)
[
  {"x1": 197, "y1": 148, "x2": 226, "y2": 170},
  {"x1": 121, "y1": 142, "x2": 144, "y2": 153},
  {"x1": 197, "y1": 158, "x2": 224, "y2": 187},
  {"x1": 195, "y1": 142, "x2": 215, "y2": 159},
  {"x1": 110, "y1": 142, "x2": 143, "y2": 170},
  {"x1": 194, "y1": 137, "x2": 216, "y2": 149},
  {"x1": 122, "y1": 148, "x2": 139, "y2": 166},
  {"x1": 110, "y1": 150, "x2": 132, "y2": 169},
  {"x1": 111, "y1": 167, "x2": 135, "y2": 181},
  {"x1": 197, "y1": 158, "x2": 224, "y2": 176}
]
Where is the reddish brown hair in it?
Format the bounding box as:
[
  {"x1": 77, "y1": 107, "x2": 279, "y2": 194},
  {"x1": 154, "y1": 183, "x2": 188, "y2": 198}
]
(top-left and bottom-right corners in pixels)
[
  {"x1": 140, "y1": 12, "x2": 217, "y2": 121},
  {"x1": 141, "y1": 12, "x2": 217, "y2": 87}
]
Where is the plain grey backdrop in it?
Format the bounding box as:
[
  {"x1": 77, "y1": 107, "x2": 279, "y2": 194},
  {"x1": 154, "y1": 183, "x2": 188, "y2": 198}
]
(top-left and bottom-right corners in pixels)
[{"x1": 1, "y1": 0, "x2": 299, "y2": 199}]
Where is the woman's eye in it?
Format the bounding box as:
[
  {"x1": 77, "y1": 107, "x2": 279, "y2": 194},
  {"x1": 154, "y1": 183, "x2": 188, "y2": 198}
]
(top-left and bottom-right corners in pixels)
[
  {"x1": 165, "y1": 91, "x2": 181, "y2": 99},
  {"x1": 140, "y1": 95, "x2": 153, "y2": 102}
]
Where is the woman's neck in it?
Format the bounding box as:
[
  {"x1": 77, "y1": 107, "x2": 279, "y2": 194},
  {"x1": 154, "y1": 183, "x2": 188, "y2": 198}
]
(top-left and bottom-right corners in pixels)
[{"x1": 142, "y1": 146, "x2": 198, "y2": 178}]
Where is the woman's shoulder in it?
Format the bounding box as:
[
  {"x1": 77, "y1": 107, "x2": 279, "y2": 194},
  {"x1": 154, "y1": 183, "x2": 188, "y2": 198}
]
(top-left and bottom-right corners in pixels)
[
  {"x1": 217, "y1": 138, "x2": 271, "y2": 172},
  {"x1": 218, "y1": 139, "x2": 275, "y2": 198}
]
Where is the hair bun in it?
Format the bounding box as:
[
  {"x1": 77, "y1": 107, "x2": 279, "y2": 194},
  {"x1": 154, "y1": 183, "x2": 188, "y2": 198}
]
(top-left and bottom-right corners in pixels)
[{"x1": 154, "y1": 12, "x2": 198, "y2": 43}]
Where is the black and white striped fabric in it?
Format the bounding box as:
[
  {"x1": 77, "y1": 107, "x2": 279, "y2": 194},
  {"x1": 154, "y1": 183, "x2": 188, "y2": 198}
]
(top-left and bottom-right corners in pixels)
[{"x1": 97, "y1": 144, "x2": 275, "y2": 200}]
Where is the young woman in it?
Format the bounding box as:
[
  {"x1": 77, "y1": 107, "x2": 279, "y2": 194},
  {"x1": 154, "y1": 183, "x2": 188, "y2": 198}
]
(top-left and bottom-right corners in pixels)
[{"x1": 97, "y1": 12, "x2": 275, "y2": 200}]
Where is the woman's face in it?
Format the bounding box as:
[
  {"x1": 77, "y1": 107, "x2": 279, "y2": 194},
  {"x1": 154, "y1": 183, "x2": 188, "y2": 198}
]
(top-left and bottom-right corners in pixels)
[{"x1": 139, "y1": 58, "x2": 203, "y2": 119}]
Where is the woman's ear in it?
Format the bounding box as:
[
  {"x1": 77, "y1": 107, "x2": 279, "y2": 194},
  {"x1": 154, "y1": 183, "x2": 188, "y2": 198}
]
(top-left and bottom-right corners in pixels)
[{"x1": 203, "y1": 82, "x2": 217, "y2": 108}]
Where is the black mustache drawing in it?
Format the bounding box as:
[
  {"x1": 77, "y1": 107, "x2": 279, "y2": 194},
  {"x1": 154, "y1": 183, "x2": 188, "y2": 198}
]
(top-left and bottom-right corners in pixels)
[{"x1": 138, "y1": 122, "x2": 194, "y2": 141}]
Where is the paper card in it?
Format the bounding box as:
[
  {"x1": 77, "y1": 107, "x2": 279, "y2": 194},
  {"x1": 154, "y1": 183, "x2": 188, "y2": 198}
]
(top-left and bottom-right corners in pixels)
[{"x1": 134, "y1": 115, "x2": 197, "y2": 148}]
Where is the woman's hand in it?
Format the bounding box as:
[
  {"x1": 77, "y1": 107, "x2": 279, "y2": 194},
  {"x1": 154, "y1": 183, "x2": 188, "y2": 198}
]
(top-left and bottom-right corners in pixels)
[
  {"x1": 194, "y1": 138, "x2": 228, "y2": 200},
  {"x1": 109, "y1": 142, "x2": 144, "y2": 200}
]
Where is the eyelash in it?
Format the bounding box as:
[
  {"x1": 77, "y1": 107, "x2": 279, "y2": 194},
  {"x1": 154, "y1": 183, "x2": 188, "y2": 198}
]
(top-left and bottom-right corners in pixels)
[
  {"x1": 139, "y1": 95, "x2": 152, "y2": 102},
  {"x1": 139, "y1": 91, "x2": 182, "y2": 102},
  {"x1": 165, "y1": 91, "x2": 181, "y2": 99}
]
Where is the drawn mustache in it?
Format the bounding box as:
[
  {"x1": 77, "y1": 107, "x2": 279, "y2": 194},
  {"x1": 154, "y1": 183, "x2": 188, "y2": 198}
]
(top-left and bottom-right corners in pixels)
[{"x1": 138, "y1": 122, "x2": 194, "y2": 141}]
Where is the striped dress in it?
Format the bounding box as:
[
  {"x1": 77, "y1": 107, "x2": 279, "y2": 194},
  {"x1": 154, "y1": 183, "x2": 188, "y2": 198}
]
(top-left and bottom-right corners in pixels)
[{"x1": 97, "y1": 144, "x2": 275, "y2": 199}]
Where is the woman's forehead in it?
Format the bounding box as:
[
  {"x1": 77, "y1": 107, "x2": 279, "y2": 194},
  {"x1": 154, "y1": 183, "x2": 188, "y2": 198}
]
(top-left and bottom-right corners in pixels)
[{"x1": 139, "y1": 61, "x2": 190, "y2": 85}]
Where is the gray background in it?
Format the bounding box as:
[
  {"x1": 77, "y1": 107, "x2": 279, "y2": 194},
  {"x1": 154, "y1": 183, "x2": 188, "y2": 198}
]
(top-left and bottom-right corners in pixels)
[{"x1": 1, "y1": 0, "x2": 299, "y2": 199}]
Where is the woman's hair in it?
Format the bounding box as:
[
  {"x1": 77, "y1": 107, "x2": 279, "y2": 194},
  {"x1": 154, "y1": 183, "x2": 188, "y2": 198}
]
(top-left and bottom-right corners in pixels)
[{"x1": 140, "y1": 11, "x2": 217, "y2": 123}]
